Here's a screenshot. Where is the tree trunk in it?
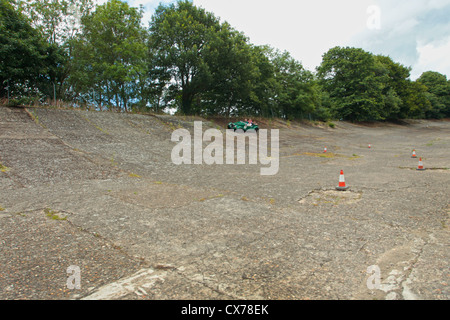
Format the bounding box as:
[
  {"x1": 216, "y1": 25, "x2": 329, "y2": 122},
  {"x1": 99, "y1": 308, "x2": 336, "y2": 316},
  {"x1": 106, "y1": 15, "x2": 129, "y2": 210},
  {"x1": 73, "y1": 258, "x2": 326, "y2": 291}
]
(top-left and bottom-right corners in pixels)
[{"x1": 181, "y1": 91, "x2": 192, "y2": 115}]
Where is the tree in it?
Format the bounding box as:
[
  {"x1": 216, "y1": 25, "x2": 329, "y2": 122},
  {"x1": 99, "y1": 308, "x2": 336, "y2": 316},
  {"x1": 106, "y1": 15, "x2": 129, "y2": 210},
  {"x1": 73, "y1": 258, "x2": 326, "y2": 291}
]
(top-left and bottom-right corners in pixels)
[
  {"x1": 417, "y1": 71, "x2": 450, "y2": 118},
  {"x1": 374, "y1": 55, "x2": 411, "y2": 119},
  {"x1": 144, "y1": 44, "x2": 172, "y2": 113},
  {"x1": 317, "y1": 46, "x2": 387, "y2": 121},
  {"x1": 71, "y1": 0, "x2": 147, "y2": 111},
  {"x1": 400, "y1": 80, "x2": 431, "y2": 119},
  {"x1": 13, "y1": 0, "x2": 95, "y2": 102},
  {"x1": 16, "y1": 0, "x2": 93, "y2": 45},
  {"x1": 201, "y1": 23, "x2": 257, "y2": 117},
  {"x1": 149, "y1": 0, "x2": 223, "y2": 115},
  {"x1": 269, "y1": 49, "x2": 320, "y2": 120},
  {"x1": 242, "y1": 45, "x2": 277, "y2": 118},
  {"x1": 0, "y1": 0, "x2": 48, "y2": 101}
]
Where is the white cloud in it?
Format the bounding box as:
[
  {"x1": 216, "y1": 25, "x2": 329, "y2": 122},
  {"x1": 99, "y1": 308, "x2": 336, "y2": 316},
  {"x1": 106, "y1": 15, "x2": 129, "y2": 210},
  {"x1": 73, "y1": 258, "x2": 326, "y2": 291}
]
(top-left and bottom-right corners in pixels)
[
  {"x1": 130, "y1": 0, "x2": 176, "y2": 26},
  {"x1": 93, "y1": 0, "x2": 176, "y2": 26},
  {"x1": 194, "y1": 0, "x2": 373, "y2": 71},
  {"x1": 91, "y1": 0, "x2": 450, "y2": 79},
  {"x1": 350, "y1": 0, "x2": 450, "y2": 79},
  {"x1": 93, "y1": 0, "x2": 108, "y2": 5},
  {"x1": 414, "y1": 36, "x2": 450, "y2": 79},
  {"x1": 193, "y1": 0, "x2": 450, "y2": 79}
]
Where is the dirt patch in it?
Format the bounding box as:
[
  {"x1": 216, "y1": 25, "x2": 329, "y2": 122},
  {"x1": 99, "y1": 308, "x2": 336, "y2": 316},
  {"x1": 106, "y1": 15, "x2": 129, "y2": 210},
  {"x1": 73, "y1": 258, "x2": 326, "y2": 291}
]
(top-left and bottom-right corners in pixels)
[
  {"x1": 295, "y1": 152, "x2": 361, "y2": 160},
  {"x1": 0, "y1": 209, "x2": 142, "y2": 299},
  {"x1": 398, "y1": 166, "x2": 449, "y2": 172},
  {"x1": 298, "y1": 189, "x2": 363, "y2": 206},
  {"x1": 109, "y1": 181, "x2": 226, "y2": 209}
]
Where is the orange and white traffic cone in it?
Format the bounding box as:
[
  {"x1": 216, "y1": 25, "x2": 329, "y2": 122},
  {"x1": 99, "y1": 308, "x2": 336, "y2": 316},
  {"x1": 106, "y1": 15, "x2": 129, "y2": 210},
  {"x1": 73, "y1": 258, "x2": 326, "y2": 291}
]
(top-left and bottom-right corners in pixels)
[
  {"x1": 336, "y1": 170, "x2": 350, "y2": 191},
  {"x1": 417, "y1": 158, "x2": 426, "y2": 171},
  {"x1": 324, "y1": 147, "x2": 327, "y2": 153},
  {"x1": 411, "y1": 149, "x2": 417, "y2": 158}
]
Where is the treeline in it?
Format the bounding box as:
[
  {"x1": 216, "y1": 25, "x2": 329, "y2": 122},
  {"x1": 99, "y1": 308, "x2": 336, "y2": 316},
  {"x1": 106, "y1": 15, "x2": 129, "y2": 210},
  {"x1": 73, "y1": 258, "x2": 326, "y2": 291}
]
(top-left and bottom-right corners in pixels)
[{"x1": 1, "y1": 0, "x2": 449, "y2": 121}]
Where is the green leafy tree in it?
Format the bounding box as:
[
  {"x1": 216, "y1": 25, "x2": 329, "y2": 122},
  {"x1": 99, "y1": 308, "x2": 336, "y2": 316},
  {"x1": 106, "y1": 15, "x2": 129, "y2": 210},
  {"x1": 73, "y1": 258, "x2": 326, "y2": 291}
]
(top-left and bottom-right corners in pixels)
[
  {"x1": 402, "y1": 80, "x2": 431, "y2": 118},
  {"x1": 16, "y1": 0, "x2": 93, "y2": 45},
  {"x1": 372, "y1": 55, "x2": 438, "y2": 120},
  {"x1": 317, "y1": 46, "x2": 387, "y2": 121},
  {"x1": 417, "y1": 71, "x2": 450, "y2": 118},
  {"x1": 14, "y1": 0, "x2": 95, "y2": 102},
  {"x1": 242, "y1": 45, "x2": 277, "y2": 118},
  {"x1": 0, "y1": 0, "x2": 48, "y2": 100},
  {"x1": 71, "y1": 0, "x2": 147, "y2": 111},
  {"x1": 144, "y1": 44, "x2": 172, "y2": 113},
  {"x1": 374, "y1": 55, "x2": 410, "y2": 119},
  {"x1": 149, "y1": 0, "x2": 223, "y2": 115},
  {"x1": 201, "y1": 24, "x2": 257, "y2": 117},
  {"x1": 269, "y1": 49, "x2": 320, "y2": 120}
]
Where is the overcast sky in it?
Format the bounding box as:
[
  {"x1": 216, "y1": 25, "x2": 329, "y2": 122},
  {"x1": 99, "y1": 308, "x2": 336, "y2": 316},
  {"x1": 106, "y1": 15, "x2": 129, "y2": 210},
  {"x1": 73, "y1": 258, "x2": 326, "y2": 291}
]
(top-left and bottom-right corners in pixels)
[{"x1": 99, "y1": 0, "x2": 450, "y2": 80}]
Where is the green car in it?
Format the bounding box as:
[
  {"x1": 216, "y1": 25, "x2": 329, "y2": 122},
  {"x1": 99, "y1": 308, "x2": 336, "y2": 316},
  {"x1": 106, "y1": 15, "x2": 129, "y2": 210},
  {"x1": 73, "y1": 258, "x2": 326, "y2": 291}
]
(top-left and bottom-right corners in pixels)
[{"x1": 227, "y1": 121, "x2": 259, "y2": 132}]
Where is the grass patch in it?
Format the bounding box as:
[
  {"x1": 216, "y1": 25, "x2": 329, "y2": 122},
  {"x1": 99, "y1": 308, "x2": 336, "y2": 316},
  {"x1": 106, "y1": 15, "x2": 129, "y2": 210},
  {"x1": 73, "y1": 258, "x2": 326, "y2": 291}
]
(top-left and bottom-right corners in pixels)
[
  {"x1": 44, "y1": 208, "x2": 67, "y2": 221},
  {"x1": 425, "y1": 138, "x2": 442, "y2": 146},
  {"x1": 398, "y1": 166, "x2": 449, "y2": 171},
  {"x1": 110, "y1": 155, "x2": 118, "y2": 166},
  {"x1": 0, "y1": 163, "x2": 10, "y2": 173},
  {"x1": 198, "y1": 194, "x2": 225, "y2": 202},
  {"x1": 80, "y1": 115, "x2": 109, "y2": 135},
  {"x1": 163, "y1": 120, "x2": 184, "y2": 131},
  {"x1": 129, "y1": 172, "x2": 141, "y2": 178},
  {"x1": 299, "y1": 152, "x2": 361, "y2": 160},
  {"x1": 0, "y1": 206, "x2": 5, "y2": 211},
  {"x1": 26, "y1": 109, "x2": 47, "y2": 128},
  {"x1": 302, "y1": 152, "x2": 337, "y2": 158}
]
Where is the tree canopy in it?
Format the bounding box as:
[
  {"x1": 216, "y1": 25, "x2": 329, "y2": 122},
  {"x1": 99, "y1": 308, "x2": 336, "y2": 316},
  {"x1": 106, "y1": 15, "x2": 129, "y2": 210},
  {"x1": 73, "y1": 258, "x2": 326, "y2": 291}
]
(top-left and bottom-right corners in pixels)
[
  {"x1": 1, "y1": 0, "x2": 449, "y2": 121},
  {"x1": 0, "y1": 0, "x2": 48, "y2": 100},
  {"x1": 417, "y1": 71, "x2": 450, "y2": 118},
  {"x1": 70, "y1": 0, "x2": 147, "y2": 111},
  {"x1": 316, "y1": 46, "x2": 446, "y2": 121}
]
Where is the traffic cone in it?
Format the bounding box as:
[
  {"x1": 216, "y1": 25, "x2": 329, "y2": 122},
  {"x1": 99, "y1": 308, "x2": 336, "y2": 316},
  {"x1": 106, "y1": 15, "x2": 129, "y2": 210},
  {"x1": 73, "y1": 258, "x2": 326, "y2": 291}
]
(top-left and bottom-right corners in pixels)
[
  {"x1": 411, "y1": 149, "x2": 417, "y2": 158},
  {"x1": 324, "y1": 147, "x2": 327, "y2": 153},
  {"x1": 368, "y1": 144, "x2": 372, "y2": 149},
  {"x1": 336, "y1": 170, "x2": 350, "y2": 191},
  {"x1": 417, "y1": 158, "x2": 426, "y2": 171}
]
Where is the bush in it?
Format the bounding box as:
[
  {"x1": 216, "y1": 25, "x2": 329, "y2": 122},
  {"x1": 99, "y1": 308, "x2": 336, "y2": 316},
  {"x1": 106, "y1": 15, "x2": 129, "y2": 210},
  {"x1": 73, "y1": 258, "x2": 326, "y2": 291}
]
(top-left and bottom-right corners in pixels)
[{"x1": 6, "y1": 96, "x2": 39, "y2": 107}]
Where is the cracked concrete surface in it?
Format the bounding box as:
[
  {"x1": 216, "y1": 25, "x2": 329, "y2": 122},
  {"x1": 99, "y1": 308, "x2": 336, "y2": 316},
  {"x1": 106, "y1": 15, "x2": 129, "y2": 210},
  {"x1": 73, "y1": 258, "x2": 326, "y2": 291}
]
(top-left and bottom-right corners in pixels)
[{"x1": 0, "y1": 106, "x2": 448, "y2": 300}]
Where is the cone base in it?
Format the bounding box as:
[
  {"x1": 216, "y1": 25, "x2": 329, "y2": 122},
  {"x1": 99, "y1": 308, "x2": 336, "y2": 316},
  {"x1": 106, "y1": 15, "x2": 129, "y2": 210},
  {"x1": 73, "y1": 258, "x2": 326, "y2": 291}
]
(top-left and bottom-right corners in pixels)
[
  {"x1": 336, "y1": 186, "x2": 350, "y2": 191},
  {"x1": 416, "y1": 168, "x2": 426, "y2": 171}
]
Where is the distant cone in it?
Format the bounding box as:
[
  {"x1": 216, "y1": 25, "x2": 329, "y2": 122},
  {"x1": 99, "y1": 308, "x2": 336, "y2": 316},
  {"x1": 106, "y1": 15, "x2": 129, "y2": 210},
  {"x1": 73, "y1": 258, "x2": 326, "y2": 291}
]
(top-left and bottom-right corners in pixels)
[
  {"x1": 324, "y1": 147, "x2": 327, "y2": 153},
  {"x1": 368, "y1": 144, "x2": 372, "y2": 149},
  {"x1": 336, "y1": 170, "x2": 350, "y2": 191},
  {"x1": 417, "y1": 158, "x2": 426, "y2": 171},
  {"x1": 411, "y1": 149, "x2": 417, "y2": 158}
]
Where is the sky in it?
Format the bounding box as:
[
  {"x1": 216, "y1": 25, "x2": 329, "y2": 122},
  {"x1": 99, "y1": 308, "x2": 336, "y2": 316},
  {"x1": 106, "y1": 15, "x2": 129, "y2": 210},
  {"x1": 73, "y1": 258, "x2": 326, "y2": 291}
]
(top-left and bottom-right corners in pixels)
[{"x1": 96, "y1": 0, "x2": 450, "y2": 80}]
